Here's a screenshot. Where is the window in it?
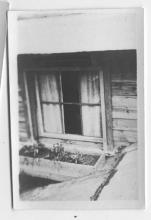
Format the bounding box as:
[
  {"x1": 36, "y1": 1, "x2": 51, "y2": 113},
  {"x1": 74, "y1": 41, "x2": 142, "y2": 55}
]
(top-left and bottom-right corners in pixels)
[{"x1": 26, "y1": 68, "x2": 105, "y2": 143}]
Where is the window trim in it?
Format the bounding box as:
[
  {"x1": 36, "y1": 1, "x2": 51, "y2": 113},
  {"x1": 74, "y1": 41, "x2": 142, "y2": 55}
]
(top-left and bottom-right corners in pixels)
[{"x1": 24, "y1": 66, "x2": 113, "y2": 149}]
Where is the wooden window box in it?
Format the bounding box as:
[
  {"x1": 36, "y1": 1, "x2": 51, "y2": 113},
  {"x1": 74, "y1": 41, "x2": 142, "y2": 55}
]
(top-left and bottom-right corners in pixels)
[{"x1": 20, "y1": 151, "x2": 104, "y2": 182}]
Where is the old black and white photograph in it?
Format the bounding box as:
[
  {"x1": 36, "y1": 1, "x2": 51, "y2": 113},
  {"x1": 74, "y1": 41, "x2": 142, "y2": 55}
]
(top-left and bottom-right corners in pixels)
[{"x1": 8, "y1": 8, "x2": 144, "y2": 209}]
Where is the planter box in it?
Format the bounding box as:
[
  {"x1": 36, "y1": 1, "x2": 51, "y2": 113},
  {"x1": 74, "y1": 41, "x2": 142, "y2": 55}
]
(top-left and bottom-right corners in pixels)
[{"x1": 20, "y1": 156, "x2": 98, "y2": 182}]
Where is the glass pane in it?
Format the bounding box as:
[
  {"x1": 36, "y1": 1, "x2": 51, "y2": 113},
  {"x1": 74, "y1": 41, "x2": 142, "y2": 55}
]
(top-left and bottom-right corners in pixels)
[
  {"x1": 64, "y1": 104, "x2": 82, "y2": 135},
  {"x1": 80, "y1": 71, "x2": 100, "y2": 103},
  {"x1": 38, "y1": 72, "x2": 60, "y2": 102},
  {"x1": 82, "y1": 106, "x2": 102, "y2": 137},
  {"x1": 80, "y1": 71, "x2": 102, "y2": 137},
  {"x1": 61, "y1": 71, "x2": 80, "y2": 103},
  {"x1": 42, "y1": 104, "x2": 62, "y2": 133}
]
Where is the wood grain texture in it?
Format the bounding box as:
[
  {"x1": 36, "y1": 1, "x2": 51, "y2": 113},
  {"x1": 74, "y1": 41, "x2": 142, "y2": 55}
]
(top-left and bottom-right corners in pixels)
[
  {"x1": 112, "y1": 81, "x2": 136, "y2": 96},
  {"x1": 113, "y1": 119, "x2": 137, "y2": 131},
  {"x1": 100, "y1": 67, "x2": 113, "y2": 151},
  {"x1": 20, "y1": 156, "x2": 95, "y2": 181},
  {"x1": 113, "y1": 130, "x2": 137, "y2": 143},
  {"x1": 111, "y1": 67, "x2": 137, "y2": 144},
  {"x1": 104, "y1": 67, "x2": 114, "y2": 151},
  {"x1": 112, "y1": 108, "x2": 137, "y2": 119},
  {"x1": 39, "y1": 137, "x2": 103, "y2": 152},
  {"x1": 19, "y1": 82, "x2": 30, "y2": 142},
  {"x1": 26, "y1": 72, "x2": 39, "y2": 139},
  {"x1": 112, "y1": 96, "x2": 137, "y2": 109}
]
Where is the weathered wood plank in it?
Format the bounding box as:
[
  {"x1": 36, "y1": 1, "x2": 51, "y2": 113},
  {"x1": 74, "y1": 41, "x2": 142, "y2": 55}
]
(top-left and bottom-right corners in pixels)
[
  {"x1": 112, "y1": 108, "x2": 137, "y2": 119},
  {"x1": 35, "y1": 75, "x2": 44, "y2": 135},
  {"x1": 112, "y1": 96, "x2": 137, "y2": 109},
  {"x1": 39, "y1": 132, "x2": 103, "y2": 143},
  {"x1": 23, "y1": 72, "x2": 34, "y2": 141},
  {"x1": 111, "y1": 81, "x2": 136, "y2": 96},
  {"x1": 37, "y1": 138, "x2": 103, "y2": 155},
  {"x1": 113, "y1": 119, "x2": 137, "y2": 131},
  {"x1": 19, "y1": 70, "x2": 34, "y2": 142},
  {"x1": 100, "y1": 67, "x2": 113, "y2": 151},
  {"x1": 111, "y1": 71, "x2": 136, "y2": 81},
  {"x1": 20, "y1": 156, "x2": 95, "y2": 181},
  {"x1": 39, "y1": 137, "x2": 103, "y2": 152},
  {"x1": 113, "y1": 130, "x2": 137, "y2": 143},
  {"x1": 26, "y1": 72, "x2": 39, "y2": 139}
]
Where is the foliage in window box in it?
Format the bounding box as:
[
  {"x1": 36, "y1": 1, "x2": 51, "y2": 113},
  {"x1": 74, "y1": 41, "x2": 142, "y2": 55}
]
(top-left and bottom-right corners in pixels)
[{"x1": 19, "y1": 142, "x2": 100, "y2": 166}]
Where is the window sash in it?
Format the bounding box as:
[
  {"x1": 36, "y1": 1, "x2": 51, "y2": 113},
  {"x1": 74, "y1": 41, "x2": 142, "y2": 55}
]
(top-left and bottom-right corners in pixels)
[{"x1": 29, "y1": 68, "x2": 105, "y2": 142}]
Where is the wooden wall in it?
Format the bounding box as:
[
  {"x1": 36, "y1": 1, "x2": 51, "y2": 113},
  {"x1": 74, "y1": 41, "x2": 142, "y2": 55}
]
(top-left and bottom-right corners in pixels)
[
  {"x1": 18, "y1": 81, "x2": 30, "y2": 142},
  {"x1": 110, "y1": 52, "x2": 137, "y2": 145},
  {"x1": 18, "y1": 50, "x2": 137, "y2": 147}
]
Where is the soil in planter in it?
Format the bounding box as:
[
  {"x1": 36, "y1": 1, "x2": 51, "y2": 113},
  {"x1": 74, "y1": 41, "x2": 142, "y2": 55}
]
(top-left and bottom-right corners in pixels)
[
  {"x1": 19, "y1": 145, "x2": 100, "y2": 166},
  {"x1": 19, "y1": 146, "x2": 49, "y2": 158},
  {"x1": 45, "y1": 152, "x2": 100, "y2": 166},
  {"x1": 19, "y1": 172, "x2": 60, "y2": 194}
]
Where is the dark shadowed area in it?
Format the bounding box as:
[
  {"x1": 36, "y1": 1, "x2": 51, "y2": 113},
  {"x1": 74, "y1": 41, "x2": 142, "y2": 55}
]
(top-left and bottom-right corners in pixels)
[{"x1": 19, "y1": 172, "x2": 59, "y2": 194}]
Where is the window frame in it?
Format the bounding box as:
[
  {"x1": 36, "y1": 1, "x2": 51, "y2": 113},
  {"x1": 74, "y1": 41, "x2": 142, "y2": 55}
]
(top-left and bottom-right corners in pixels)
[{"x1": 24, "y1": 66, "x2": 113, "y2": 149}]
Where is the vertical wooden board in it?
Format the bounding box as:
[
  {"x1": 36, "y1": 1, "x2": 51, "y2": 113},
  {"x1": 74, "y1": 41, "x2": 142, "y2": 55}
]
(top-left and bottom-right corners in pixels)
[
  {"x1": 100, "y1": 67, "x2": 113, "y2": 151},
  {"x1": 23, "y1": 72, "x2": 34, "y2": 141},
  {"x1": 26, "y1": 72, "x2": 39, "y2": 139},
  {"x1": 35, "y1": 75, "x2": 45, "y2": 135},
  {"x1": 59, "y1": 73, "x2": 65, "y2": 133},
  {"x1": 82, "y1": 106, "x2": 102, "y2": 137},
  {"x1": 42, "y1": 104, "x2": 62, "y2": 133},
  {"x1": 38, "y1": 72, "x2": 60, "y2": 102}
]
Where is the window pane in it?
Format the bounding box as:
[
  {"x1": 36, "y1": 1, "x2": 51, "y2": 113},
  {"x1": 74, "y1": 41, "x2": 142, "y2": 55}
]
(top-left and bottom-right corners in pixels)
[
  {"x1": 64, "y1": 104, "x2": 82, "y2": 135},
  {"x1": 82, "y1": 106, "x2": 102, "y2": 137},
  {"x1": 61, "y1": 71, "x2": 80, "y2": 103},
  {"x1": 80, "y1": 71, "x2": 102, "y2": 137},
  {"x1": 80, "y1": 71, "x2": 100, "y2": 103},
  {"x1": 42, "y1": 104, "x2": 62, "y2": 133},
  {"x1": 38, "y1": 72, "x2": 60, "y2": 102}
]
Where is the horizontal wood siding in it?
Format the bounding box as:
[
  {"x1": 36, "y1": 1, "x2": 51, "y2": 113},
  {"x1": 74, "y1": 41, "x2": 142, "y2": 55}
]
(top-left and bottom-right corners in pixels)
[
  {"x1": 18, "y1": 76, "x2": 30, "y2": 142},
  {"x1": 111, "y1": 80, "x2": 137, "y2": 144},
  {"x1": 112, "y1": 81, "x2": 136, "y2": 96},
  {"x1": 112, "y1": 96, "x2": 136, "y2": 109},
  {"x1": 112, "y1": 108, "x2": 137, "y2": 120},
  {"x1": 109, "y1": 50, "x2": 137, "y2": 145}
]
